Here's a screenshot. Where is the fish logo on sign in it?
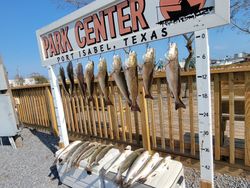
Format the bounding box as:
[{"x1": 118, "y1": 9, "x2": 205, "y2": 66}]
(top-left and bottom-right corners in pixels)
[{"x1": 157, "y1": 0, "x2": 212, "y2": 25}]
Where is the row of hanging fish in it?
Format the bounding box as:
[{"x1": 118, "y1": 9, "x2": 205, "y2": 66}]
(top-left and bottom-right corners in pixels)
[
  {"x1": 54, "y1": 141, "x2": 172, "y2": 188},
  {"x1": 59, "y1": 43, "x2": 186, "y2": 111}
]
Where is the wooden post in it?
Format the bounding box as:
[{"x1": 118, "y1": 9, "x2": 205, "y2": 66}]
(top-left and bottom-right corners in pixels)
[
  {"x1": 214, "y1": 74, "x2": 221, "y2": 160},
  {"x1": 188, "y1": 76, "x2": 195, "y2": 156},
  {"x1": 244, "y1": 72, "x2": 250, "y2": 166},
  {"x1": 229, "y1": 73, "x2": 235, "y2": 164}
]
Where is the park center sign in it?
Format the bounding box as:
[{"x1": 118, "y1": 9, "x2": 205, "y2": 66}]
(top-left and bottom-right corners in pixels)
[{"x1": 36, "y1": 0, "x2": 230, "y2": 67}]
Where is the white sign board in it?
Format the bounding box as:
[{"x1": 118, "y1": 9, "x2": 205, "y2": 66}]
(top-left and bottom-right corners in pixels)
[{"x1": 36, "y1": 0, "x2": 230, "y2": 67}]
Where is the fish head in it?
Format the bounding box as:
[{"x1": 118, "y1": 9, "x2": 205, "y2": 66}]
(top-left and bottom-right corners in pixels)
[
  {"x1": 113, "y1": 55, "x2": 122, "y2": 71},
  {"x1": 167, "y1": 43, "x2": 178, "y2": 61},
  {"x1": 126, "y1": 51, "x2": 137, "y2": 67},
  {"x1": 143, "y1": 48, "x2": 155, "y2": 64},
  {"x1": 98, "y1": 58, "x2": 107, "y2": 72}
]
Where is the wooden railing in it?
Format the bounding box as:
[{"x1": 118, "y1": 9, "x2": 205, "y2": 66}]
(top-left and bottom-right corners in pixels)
[{"x1": 11, "y1": 63, "x2": 250, "y2": 166}]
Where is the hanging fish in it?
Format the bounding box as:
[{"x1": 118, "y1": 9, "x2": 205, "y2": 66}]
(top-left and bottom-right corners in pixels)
[
  {"x1": 166, "y1": 43, "x2": 186, "y2": 110},
  {"x1": 85, "y1": 61, "x2": 95, "y2": 102},
  {"x1": 142, "y1": 48, "x2": 155, "y2": 99},
  {"x1": 125, "y1": 51, "x2": 141, "y2": 112},
  {"x1": 76, "y1": 63, "x2": 87, "y2": 97},
  {"x1": 59, "y1": 66, "x2": 70, "y2": 96},
  {"x1": 98, "y1": 58, "x2": 112, "y2": 106},
  {"x1": 112, "y1": 55, "x2": 132, "y2": 107},
  {"x1": 67, "y1": 61, "x2": 75, "y2": 96}
]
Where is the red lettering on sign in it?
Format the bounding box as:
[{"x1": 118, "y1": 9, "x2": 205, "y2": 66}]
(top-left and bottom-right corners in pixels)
[
  {"x1": 54, "y1": 31, "x2": 64, "y2": 54},
  {"x1": 48, "y1": 34, "x2": 58, "y2": 57},
  {"x1": 93, "y1": 11, "x2": 108, "y2": 43},
  {"x1": 104, "y1": 6, "x2": 117, "y2": 39},
  {"x1": 84, "y1": 16, "x2": 96, "y2": 45},
  {"x1": 117, "y1": 1, "x2": 132, "y2": 36},
  {"x1": 75, "y1": 20, "x2": 86, "y2": 48},
  {"x1": 61, "y1": 26, "x2": 73, "y2": 52},
  {"x1": 42, "y1": 36, "x2": 49, "y2": 58},
  {"x1": 130, "y1": 0, "x2": 149, "y2": 32}
]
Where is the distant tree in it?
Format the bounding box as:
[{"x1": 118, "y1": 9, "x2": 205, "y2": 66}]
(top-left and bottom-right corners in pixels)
[
  {"x1": 30, "y1": 73, "x2": 48, "y2": 84},
  {"x1": 230, "y1": 0, "x2": 250, "y2": 35}
]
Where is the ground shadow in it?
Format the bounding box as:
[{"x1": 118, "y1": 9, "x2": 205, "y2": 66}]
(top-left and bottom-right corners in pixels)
[{"x1": 30, "y1": 128, "x2": 59, "y2": 154}]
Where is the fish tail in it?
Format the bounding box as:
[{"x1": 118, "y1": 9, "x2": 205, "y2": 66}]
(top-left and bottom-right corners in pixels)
[
  {"x1": 145, "y1": 93, "x2": 154, "y2": 100},
  {"x1": 131, "y1": 103, "x2": 141, "y2": 112},
  {"x1": 104, "y1": 98, "x2": 113, "y2": 106},
  {"x1": 175, "y1": 98, "x2": 186, "y2": 110}
]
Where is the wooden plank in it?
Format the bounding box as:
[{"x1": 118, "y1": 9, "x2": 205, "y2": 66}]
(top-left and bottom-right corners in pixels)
[
  {"x1": 157, "y1": 79, "x2": 166, "y2": 149},
  {"x1": 125, "y1": 102, "x2": 133, "y2": 143},
  {"x1": 178, "y1": 106, "x2": 184, "y2": 153},
  {"x1": 38, "y1": 89, "x2": 47, "y2": 127},
  {"x1": 46, "y1": 87, "x2": 59, "y2": 136},
  {"x1": 244, "y1": 72, "x2": 250, "y2": 166},
  {"x1": 41, "y1": 89, "x2": 50, "y2": 127},
  {"x1": 85, "y1": 99, "x2": 93, "y2": 135},
  {"x1": 214, "y1": 74, "x2": 221, "y2": 160},
  {"x1": 23, "y1": 90, "x2": 30, "y2": 124},
  {"x1": 229, "y1": 73, "x2": 235, "y2": 164},
  {"x1": 75, "y1": 95, "x2": 84, "y2": 134},
  {"x1": 140, "y1": 86, "x2": 151, "y2": 151},
  {"x1": 107, "y1": 105, "x2": 114, "y2": 139},
  {"x1": 149, "y1": 99, "x2": 157, "y2": 148},
  {"x1": 109, "y1": 83, "x2": 119, "y2": 140},
  {"x1": 67, "y1": 95, "x2": 75, "y2": 132},
  {"x1": 200, "y1": 181, "x2": 212, "y2": 188},
  {"x1": 90, "y1": 100, "x2": 97, "y2": 136},
  {"x1": 118, "y1": 90, "x2": 126, "y2": 141},
  {"x1": 100, "y1": 95, "x2": 108, "y2": 138},
  {"x1": 94, "y1": 93, "x2": 102, "y2": 138},
  {"x1": 134, "y1": 111, "x2": 140, "y2": 145},
  {"x1": 167, "y1": 85, "x2": 174, "y2": 151},
  {"x1": 61, "y1": 89, "x2": 71, "y2": 132},
  {"x1": 71, "y1": 97, "x2": 79, "y2": 133},
  {"x1": 80, "y1": 97, "x2": 88, "y2": 134},
  {"x1": 188, "y1": 76, "x2": 195, "y2": 156}
]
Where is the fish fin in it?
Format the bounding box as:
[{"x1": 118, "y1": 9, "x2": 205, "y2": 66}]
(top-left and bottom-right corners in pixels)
[
  {"x1": 115, "y1": 174, "x2": 123, "y2": 186},
  {"x1": 175, "y1": 99, "x2": 186, "y2": 110},
  {"x1": 131, "y1": 103, "x2": 141, "y2": 112},
  {"x1": 104, "y1": 98, "x2": 113, "y2": 106},
  {"x1": 127, "y1": 100, "x2": 132, "y2": 107},
  {"x1": 145, "y1": 94, "x2": 154, "y2": 100}
]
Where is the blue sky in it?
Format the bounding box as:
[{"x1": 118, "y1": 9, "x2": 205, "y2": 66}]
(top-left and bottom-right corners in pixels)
[{"x1": 0, "y1": 0, "x2": 249, "y2": 79}]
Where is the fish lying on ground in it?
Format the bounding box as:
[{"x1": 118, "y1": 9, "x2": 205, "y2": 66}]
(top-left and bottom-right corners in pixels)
[
  {"x1": 125, "y1": 51, "x2": 141, "y2": 112},
  {"x1": 59, "y1": 66, "x2": 70, "y2": 96},
  {"x1": 85, "y1": 61, "x2": 95, "y2": 102},
  {"x1": 115, "y1": 148, "x2": 145, "y2": 185},
  {"x1": 123, "y1": 151, "x2": 151, "y2": 186},
  {"x1": 127, "y1": 152, "x2": 160, "y2": 186},
  {"x1": 75, "y1": 143, "x2": 100, "y2": 167},
  {"x1": 94, "y1": 144, "x2": 114, "y2": 166},
  {"x1": 76, "y1": 63, "x2": 87, "y2": 97},
  {"x1": 142, "y1": 48, "x2": 155, "y2": 100},
  {"x1": 166, "y1": 43, "x2": 186, "y2": 110},
  {"x1": 112, "y1": 55, "x2": 132, "y2": 107},
  {"x1": 141, "y1": 156, "x2": 172, "y2": 183},
  {"x1": 53, "y1": 140, "x2": 82, "y2": 165},
  {"x1": 63, "y1": 141, "x2": 90, "y2": 173},
  {"x1": 98, "y1": 58, "x2": 112, "y2": 106},
  {"x1": 105, "y1": 146, "x2": 132, "y2": 175},
  {"x1": 59, "y1": 141, "x2": 83, "y2": 165},
  {"x1": 67, "y1": 61, "x2": 75, "y2": 96},
  {"x1": 85, "y1": 144, "x2": 107, "y2": 174}
]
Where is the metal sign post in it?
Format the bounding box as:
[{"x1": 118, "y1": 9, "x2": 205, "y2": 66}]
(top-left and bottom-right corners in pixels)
[
  {"x1": 48, "y1": 65, "x2": 69, "y2": 148},
  {"x1": 195, "y1": 29, "x2": 214, "y2": 188}
]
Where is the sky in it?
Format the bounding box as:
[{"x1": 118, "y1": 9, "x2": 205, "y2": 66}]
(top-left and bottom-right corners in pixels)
[{"x1": 0, "y1": 0, "x2": 249, "y2": 79}]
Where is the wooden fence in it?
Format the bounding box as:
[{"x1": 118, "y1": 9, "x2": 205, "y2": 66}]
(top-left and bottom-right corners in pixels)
[{"x1": 11, "y1": 63, "x2": 250, "y2": 167}]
